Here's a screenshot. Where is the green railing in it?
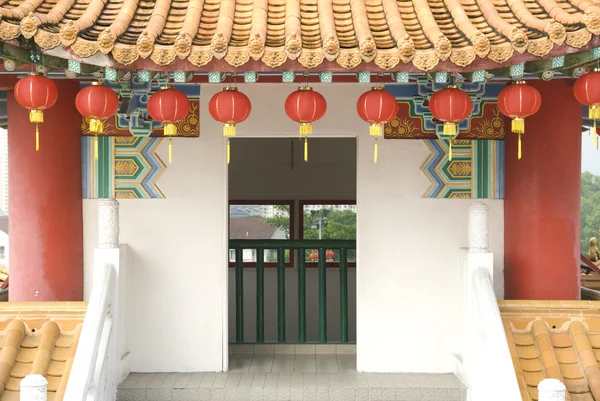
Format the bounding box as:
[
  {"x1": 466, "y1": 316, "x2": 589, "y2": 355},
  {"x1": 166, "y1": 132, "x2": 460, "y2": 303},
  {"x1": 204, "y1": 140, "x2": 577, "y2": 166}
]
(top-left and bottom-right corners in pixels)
[{"x1": 229, "y1": 239, "x2": 356, "y2": 344}]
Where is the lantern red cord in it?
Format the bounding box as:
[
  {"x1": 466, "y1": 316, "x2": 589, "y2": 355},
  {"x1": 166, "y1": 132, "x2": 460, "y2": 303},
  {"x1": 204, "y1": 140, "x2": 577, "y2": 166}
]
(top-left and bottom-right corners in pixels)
[
  {"x1": 498, "y1": 81, "x2": 541, "y2": 159},
  {"x1": 13, "y1": 74, "x2": 58, "y2": 151},
  {"x1": 357, "y1": 87, "x2": 399, "y2": 163},
  {"x1": 574, "y1": 70, "x2": 600, "y2": 149},
  {"x1": 76, "y1": 82, "x2": 119, "y2": 159},
  {"x1": 147, "y1": 87, "x2": 190, "y2": 164},
  {"x1": 285, "y1": 87, "x2": 327, "y2": 162}
]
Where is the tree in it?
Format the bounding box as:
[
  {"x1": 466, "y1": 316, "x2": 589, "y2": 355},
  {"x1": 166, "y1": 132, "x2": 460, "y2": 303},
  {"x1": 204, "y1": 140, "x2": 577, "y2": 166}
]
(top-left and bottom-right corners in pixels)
[
  {"x1": 581, "y1": 171, "x2": 600, "y2": 252},
  {"x1": 265, "y1": 207, "x2": 357, "y2": 262}
]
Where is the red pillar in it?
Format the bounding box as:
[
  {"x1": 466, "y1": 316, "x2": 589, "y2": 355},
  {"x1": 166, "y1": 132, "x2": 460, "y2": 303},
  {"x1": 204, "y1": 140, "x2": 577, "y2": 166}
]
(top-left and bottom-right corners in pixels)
[
  {"x1": 8, "y1": 80, "x2": 83, "y2": 301},
  {"x1": 504, "y1": 79, "x2": 581, "y2": 300}
]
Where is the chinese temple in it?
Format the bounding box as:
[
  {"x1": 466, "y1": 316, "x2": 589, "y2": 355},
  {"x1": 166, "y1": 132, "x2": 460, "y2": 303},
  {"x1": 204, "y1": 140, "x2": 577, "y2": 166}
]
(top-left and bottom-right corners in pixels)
[{"x1": 0, "y1": 0, "x2": 596, "y2": 400}]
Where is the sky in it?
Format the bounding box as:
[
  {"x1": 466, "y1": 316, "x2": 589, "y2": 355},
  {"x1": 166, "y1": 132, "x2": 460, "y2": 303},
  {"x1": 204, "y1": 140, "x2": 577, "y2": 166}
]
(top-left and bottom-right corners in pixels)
[{"x1": 582, "y1": 133, "x2": 600, "y2": 175}]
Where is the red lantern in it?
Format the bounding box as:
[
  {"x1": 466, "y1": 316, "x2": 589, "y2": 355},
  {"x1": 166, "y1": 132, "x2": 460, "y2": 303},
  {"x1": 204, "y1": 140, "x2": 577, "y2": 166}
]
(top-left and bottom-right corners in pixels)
[
  {"x1": 76, "y1": 82, "x2": 119, "y2": 159},
  {"x1": 574, "y1": 70, "x2": 600, "y2": 149},
  {"x1": 429, "y1": 85, "x2": 472, "y2": 161},
  {"x1": 309, "y1": 249, "x2": 318, "y2": 262},
  {"x1": 498, "y1": 81, "x2": 541, "y2": 159},
  {"x1": 13, "y1": 74, "x2": 58, "y2": 151},
  {"x1": 326, "y1": 249, "x2": 335, "y2": 262},
  {"x1": 285, "y1": 87, "x2": 327, "y2": 162},
  {"x1": 357, "y1": 87, "x2": 399, "y2": 163},
  {"x1": 208, "y1": 87, "x2": 252, "y2": 164},
  {"x1": 147, "y1": 87, "x2": 190, "y2": 164}
]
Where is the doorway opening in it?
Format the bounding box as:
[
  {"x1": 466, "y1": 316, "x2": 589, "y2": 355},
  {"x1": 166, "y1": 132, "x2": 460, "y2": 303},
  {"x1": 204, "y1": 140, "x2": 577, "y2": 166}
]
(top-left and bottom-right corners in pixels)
[{"x1": 227, "y1": 137, "x2": 357, "y2": 372}]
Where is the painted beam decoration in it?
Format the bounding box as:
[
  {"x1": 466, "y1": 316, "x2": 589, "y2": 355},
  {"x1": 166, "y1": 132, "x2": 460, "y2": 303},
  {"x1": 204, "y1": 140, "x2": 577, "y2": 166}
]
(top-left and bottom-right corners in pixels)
[
  {"x1": 384, "y1": 80, "x2": 505, "y2": 140},
  {"x1": 82, "y1": 136, "x2": 165, "y2": 199},
  {"x1": 80, "y1": 81, "x2": 199, "y2": 138},
  {"x1": 421, "y1": 140, "x2": 504, "y2": 199}
]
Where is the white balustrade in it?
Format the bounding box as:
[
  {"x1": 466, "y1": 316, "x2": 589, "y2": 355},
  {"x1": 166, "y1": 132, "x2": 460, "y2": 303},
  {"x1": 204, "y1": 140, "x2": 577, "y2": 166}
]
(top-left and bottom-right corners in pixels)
[
  {"x1": 62, "y1": 199, "x2": 124, "y2": 401},
  {"x1": 467, "y1": 202, "x2": 489, "y2": 252},
  {"x1": 98, "y1": 199, "x2": 119, "y2": 249},
  {"x1": 538, "y1": 379, "x2": 566, "y2": 401},
  {"x1": 460, "y1": 202, "x2": 521, "y2": 401}
]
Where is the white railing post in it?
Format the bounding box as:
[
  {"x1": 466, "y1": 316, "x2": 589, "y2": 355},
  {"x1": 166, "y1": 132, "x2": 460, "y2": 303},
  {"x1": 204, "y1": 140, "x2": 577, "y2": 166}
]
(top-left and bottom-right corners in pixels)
[
  {"x1": 20, "y1": 374, "x2": 47, "y2": 401},
  {"x1": 468, "y1": 202, "x2": 489, "y2": 253},
  {"x1": 538, "y1": 379, "x2": 566, "y2": 401},
  {"x1": 98, "y1": 199, "x2": 119, "y2": 249}
]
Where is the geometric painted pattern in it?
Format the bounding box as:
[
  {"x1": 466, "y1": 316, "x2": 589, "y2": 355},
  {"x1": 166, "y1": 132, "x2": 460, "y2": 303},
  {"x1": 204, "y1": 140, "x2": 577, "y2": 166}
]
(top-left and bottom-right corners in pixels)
[
  {"x1": 82, "y1": 136, "x2": 165, "y2": 199},
  {"x1": 421, "y1": 139, "x2": 504, "y2": 199}
]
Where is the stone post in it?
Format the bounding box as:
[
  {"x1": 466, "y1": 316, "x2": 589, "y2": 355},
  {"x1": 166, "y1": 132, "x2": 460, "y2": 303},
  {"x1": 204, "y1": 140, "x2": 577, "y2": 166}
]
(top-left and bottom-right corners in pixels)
[
  {"x1": 538, "y1": 378, "x2": 566, "y2": 401},
  {"x1": 98, "y1": 199, "x2": 120, "y2": 249},
  {"x1": 468, "y1": 202, "x2": 489, "y2": 253},
  {"x1": 20, "y1": 374, "x2": 47, "y2": 401}
]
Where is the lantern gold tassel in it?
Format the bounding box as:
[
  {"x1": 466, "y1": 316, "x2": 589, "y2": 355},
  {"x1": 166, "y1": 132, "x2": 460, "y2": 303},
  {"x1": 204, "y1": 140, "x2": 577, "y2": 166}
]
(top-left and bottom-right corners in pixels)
[
  {"x1": 30, "y1": 110, "x2": 43, "y2": 151},
  {"x1": 370, "y1": 124, "x2": 382, "y2": 137},
  {"x1": 164, "y1": 123, "x2": 177, "y2": 137},
  {"x1": 592, "y1": 120, "x2": 598, "y2": 150},
  {"x1": 30, "y1": 109, "x2": 43, "y2": 124},
  {"x1": 374, "y1": 138, "x2": 378, "y2": 163},
  {"x1": 449, "y1": 140, "x2": 453, "y2": 161},
  {"x1": 590, "y1": 105, "x2": 600, "y2": 120},
  {"x1": 512, "y1": 117, "x2": 524, "y2": 134},
  {"x1": 518, "y1": 134, "x2": 522, "y2": 160},
  {"x1": 443, "y1": 122, "x2": 456, "y2": 136},
  {"x1": 94, "y1": 135, "x2": 98, "y2": 160},
  {"x1": 90, "y1": 119, "x2": 104, "y2": 134},
  {"x1": 169, "y1": 138, "x2": 173, "y2": 164},
  {"x1": 224, "y1": 123, "x2": 236, "y2": 137},
  {"x1": 304, "y1": 137, "x2": 309, "y2": 162},
  {"x1": 227, "y1": 138, "x2": 231, "y2": 165},
  {"x1": 300, "y1": 123, "x2": 312, "y2": 136}
]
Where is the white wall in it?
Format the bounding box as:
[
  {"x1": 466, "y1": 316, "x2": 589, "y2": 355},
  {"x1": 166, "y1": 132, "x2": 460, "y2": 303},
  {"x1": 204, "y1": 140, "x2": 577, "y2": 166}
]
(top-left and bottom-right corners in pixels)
[{"x1": 83, "y1": 84, "x2": 504, "y2": 373}]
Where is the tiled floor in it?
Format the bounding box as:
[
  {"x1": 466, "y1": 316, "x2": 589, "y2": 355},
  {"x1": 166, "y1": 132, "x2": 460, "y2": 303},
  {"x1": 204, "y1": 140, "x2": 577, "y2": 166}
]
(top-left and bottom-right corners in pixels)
[{"x1": 118, "y1": 354, "x2": 467, "y2": 401}]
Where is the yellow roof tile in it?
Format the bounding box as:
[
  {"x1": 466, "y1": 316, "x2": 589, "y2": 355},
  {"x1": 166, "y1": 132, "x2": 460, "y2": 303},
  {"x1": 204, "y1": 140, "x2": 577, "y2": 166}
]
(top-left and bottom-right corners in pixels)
[
  {"x1": 555, "y1": 347, "x2": 579, "y2": 365},
  {"x1": 502, "y1": 302, "x2": 600, "y2": 401},
  {"x1": 0, "y1": 0, "x2": 595, "y2": 71},
  {"x1": 0, "y1": 306, "x2": 85, "y2": 401}
]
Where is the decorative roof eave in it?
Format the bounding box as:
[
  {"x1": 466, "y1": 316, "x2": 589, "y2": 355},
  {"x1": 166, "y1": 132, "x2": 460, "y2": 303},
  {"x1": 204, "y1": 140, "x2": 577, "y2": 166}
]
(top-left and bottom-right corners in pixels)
[
  {"x1": 1, "y1": 0, "x2": 600, "y2": 72},
  {"x1": 12, "y1": 36, "x2": 600, "y2": 74}
]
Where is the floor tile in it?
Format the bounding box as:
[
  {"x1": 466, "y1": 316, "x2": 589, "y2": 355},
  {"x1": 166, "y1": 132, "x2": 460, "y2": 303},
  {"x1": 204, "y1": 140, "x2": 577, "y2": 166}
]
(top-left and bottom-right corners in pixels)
[
  {"x1": 294, "y1": 344, "x2": 315, "y2": 355},
  {"x1": 249, "y1": 355, "x2": 275, "y2": 372},
  {"x1": 117, "y1": 359, "x2": 468, "y2": 401},
  {"x1": 337, "y1": 355, "x2": 357, "y2": 372},
  {"x1": 316, "y1": 355, "x2": 339, "y2": 373},
  {"x1": 294, "y1": 355, "x2": 316, "y2": 373},
  {"x1": 230, "y1": 356, "x2": 253, "y2": 373},
  {"x1": 272, "y1": 355, "x2": 295, "y2": 372}
]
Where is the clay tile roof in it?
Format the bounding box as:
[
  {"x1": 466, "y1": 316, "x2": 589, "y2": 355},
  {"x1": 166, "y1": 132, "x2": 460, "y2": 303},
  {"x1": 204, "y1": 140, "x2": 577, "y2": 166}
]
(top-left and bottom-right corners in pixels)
[
  {"x1": 230, "y1": 217, "x2": 277, "y2": 240},
  {"x1": 0, "y1": 303, "x2": 86, "y2": 401},
  {"x1": 500, "y1": 300, "x2": 600, "y2": 401},
  {"x1": 0, "y1": 0, "x2": 598, "y2": 71}
]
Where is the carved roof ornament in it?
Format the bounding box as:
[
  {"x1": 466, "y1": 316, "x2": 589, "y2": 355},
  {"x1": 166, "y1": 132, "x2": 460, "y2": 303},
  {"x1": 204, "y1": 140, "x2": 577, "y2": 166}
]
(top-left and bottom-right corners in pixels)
[
  {"x1": 0, "y1": 0, "x2": 598, "y2": 71},
  {"x1": 97, "y1": 28, "x2": 117, "y2": 54},
  {"x1": 545, "y1": 21, "x2": 567, "y2": 45},
  {"x1": 19, "y1": 12, "x2": 37, "y2": 39}
]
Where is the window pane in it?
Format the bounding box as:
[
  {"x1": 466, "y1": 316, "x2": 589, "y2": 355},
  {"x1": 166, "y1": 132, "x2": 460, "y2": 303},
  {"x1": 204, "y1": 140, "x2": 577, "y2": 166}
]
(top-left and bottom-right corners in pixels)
[
  {"x1": 302, "y1": 204, "x2": 356, "y2": 263},
  {"x1": 229, "y1": 204, "x2": 291, "y2": 263}
]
